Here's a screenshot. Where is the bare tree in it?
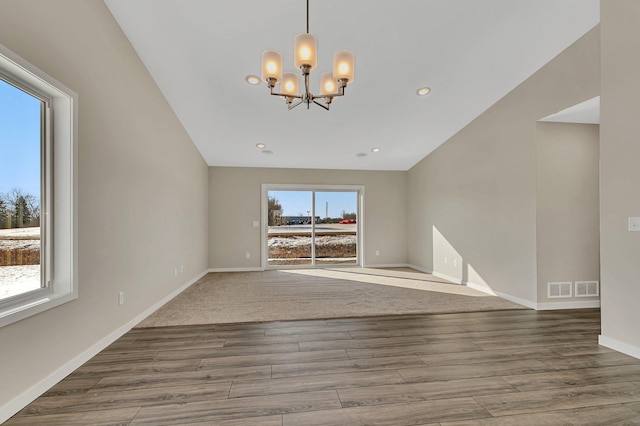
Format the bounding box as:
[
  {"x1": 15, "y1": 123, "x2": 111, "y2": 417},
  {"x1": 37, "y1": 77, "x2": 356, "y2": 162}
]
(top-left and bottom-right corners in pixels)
[
  {"x1": 268, "y1": 197, "x2": 282, "y2": 226},
  {"x1": 0, "y1": 198, "x2": 8, "y2": 229},
  {"x1": 342, "y1": 210, "x2": 356, "y2": 220},
  {"x1": 24, "y1": 193, "x2": 40, "y2": 226},
  {"x1": 1, "y1": 188, "x2": 40, "y2": 228}
]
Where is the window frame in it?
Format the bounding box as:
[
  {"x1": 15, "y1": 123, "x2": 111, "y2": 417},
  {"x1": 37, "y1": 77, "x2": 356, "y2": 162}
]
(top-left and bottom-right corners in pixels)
[
  {"x1": 0, "y1": 43, "x2": 78, "y2": 327},
  {"x1": 261, "y1": 183, "x2": 365, "y2": 270}
]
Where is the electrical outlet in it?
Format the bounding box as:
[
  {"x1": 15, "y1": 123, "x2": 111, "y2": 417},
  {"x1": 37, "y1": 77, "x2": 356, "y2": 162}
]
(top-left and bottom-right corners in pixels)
[
  {"x1": 180, "y1": 265, "x2": 184, "y2": 273},
  {"x1": 118, "y1": 291, "x2": 124, "y2": 305},
  {"x1": 245, "y1": 252, "x2": 251, "y2": 259},
  {"x1": 174, "y1": 267, "x2": 178, "y2": 276},
  {"x1": 444, "y1": 257, "x2": 448, "y2": 265},
  {"x1": 375, "y1": 250, "x2": 380, "y2": 256}
]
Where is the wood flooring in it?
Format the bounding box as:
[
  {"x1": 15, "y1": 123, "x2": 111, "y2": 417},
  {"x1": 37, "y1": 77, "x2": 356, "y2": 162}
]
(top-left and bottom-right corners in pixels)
[{"x1": 7, "y1": 308, "x2": 640, "y2": 425}]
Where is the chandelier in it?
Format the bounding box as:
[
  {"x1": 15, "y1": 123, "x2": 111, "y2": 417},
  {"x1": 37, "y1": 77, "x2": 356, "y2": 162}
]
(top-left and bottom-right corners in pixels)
[{"x1": 260, "y1": 0, "x2": 355, "y2": 110}]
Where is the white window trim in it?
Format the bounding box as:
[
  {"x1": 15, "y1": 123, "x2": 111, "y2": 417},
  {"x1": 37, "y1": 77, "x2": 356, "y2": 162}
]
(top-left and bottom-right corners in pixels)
[{"x1": 0, "y1": 43, "x2": 78, "y2": 327}]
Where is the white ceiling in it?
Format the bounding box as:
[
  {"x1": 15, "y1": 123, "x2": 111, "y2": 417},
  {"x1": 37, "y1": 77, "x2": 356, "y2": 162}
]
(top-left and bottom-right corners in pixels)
[{"x1": 104, "y1": 0, "x2": 600, "y2": 171}]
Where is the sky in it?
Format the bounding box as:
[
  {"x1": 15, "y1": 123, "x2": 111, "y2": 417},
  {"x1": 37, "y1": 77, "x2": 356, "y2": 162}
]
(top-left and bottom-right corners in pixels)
[
  {"x1": 269, "y1": 190, "x2": 357, "y2": 218},
  {"x1": 0, "y1": 79, "x2": 41, "y2": 198}
]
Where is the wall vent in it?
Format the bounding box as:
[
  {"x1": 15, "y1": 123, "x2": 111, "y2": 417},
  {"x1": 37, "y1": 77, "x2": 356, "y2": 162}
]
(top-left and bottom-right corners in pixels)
[
  {"x1": 575, "y1": 281, "x2": 599, "y2": 297},
  {"x1": 548, "y1": 282, "x2": 572, "y2": 298}
]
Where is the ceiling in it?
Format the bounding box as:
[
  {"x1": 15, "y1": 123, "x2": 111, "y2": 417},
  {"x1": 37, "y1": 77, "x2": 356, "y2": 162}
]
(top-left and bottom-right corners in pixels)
[{"x1": 104, "y1": 0, "x2": 600, "y2": 171}]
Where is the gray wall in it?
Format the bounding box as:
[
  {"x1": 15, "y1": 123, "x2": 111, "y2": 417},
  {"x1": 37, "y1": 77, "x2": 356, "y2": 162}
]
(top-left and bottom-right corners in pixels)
[
  {"x1": 209, "y1": 167, "x2": 407, "y2": 269},
  {"x1": 600, "y1": 0, "x2": 640, "y2": 355},
  {"x1": 407, "y1": 27, "x2": 600, "y2": 305},
  {"x1": 0, "y1": 0, "x2": 208, "y2": 411},
  {"x1": 535, "y1": 122, "x2": 600, "y2": 305}
]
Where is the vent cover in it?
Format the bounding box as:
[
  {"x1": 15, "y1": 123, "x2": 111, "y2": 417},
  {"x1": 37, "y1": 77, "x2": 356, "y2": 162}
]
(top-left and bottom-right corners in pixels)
[
  {"x1": 548, "y1": 282, "x2": 572, "y2": 298},
  {"x1": 575, "y1": 281, "x2": 599, "y2": 297}
]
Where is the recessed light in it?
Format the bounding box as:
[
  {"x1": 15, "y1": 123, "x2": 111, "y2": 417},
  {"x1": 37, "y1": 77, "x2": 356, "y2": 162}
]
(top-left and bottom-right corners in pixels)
[
  {"x1": 417, "y1": 87, "x2": 431, "y2": 96},
  {"x1": 262, "y1": 149, "x2": 274, "y2": 155},
  {"x1": 256, "y1": 143, "x2": 266, "y2": 149},
  {"x1": 356, "y1": 153, "x2": 367, "y2": 158},
  {"x1": 371, "y1": 147, "x2": 381, "y2": 153},
  {"x1": 246, "y1": 75, "x2": 260, "y2": 85}
]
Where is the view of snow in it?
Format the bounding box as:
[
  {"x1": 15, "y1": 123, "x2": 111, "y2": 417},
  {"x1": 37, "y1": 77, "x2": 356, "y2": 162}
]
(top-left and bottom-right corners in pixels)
[
  {"x1": 0, "y1": 226, "x2": 41, "y2": 300},
  {"x1": 0, "y1": 265, "x2": 40, "y2": 299}
]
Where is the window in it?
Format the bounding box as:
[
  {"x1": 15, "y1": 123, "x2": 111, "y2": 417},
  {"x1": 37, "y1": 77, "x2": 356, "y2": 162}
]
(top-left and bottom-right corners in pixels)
[
  {"x1": 0, "y1": 43, "x2": 77, "y2": 327},
  {"x1": 0, "y1": 79, "x2": 44, "y2": 300}
]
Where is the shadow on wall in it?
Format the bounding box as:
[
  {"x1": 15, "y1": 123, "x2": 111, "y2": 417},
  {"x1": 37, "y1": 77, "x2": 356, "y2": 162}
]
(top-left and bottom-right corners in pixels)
[{"x1": 432, "y1": 226, "x2": 496, "y2": 295}]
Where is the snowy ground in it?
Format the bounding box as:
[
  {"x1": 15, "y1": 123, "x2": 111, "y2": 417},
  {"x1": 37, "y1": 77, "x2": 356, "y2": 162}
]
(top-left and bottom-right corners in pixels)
[
  {"x1": 0, "y1": 227, "x2": 41, "y2": 299},
  {"x1": 0, "y1": 265, "x2": 41, "y2": 299},
  {"x1": 268, "y1": 224, "x2": 357, "y2": 234},
  {"x1": 0, "y1": 227, "x2": 40, "y2": 239},
  {"x1": 269, "y1": 234, "x2": 356, "y2": 247}
]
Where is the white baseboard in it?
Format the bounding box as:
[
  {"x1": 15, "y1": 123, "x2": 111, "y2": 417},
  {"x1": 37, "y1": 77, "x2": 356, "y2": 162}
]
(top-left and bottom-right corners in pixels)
[
  {"x1": 470, "y1": 284, "x2": 537, "y2": 310},
  {"x1": 0, "y1": 269, "x2": 208, "y2": 424},
  {"x1": 406, "y1": 264, "x2": 432, "y2": 275},
  {"x1": 209, "y1": 265, "x2": 415, "y2": 272},
  {"x1": 208, "y1": 267, "x2": 263, "y2": 273},
  {"x1": 464, "y1": 280, "x2": 497, "y2": 296},
  {"x1": 496, "y1": 293, "x2": 536, "y2": 310},
  {"x1": 536, "y1": 300, "x2": 601, "y2": 310},
  {"x1": 465, "y1": 281, "x2": 599, "y2": 310},
  {"x1": 410, "y1": 265, "x2": 602, "y2": 311},
  {"x1": 599, "y1": 335, "x2": 640, "y2": 360},
  {"x1": 432, "y1": 271, "x2": 464, "y2": 285},
  {"x1": 363, "y1": 263, "x2": 411, "y2": 268}
]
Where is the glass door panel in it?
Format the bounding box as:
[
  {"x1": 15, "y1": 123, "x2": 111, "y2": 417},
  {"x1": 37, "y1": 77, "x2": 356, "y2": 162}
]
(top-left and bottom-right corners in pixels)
[
  {"x1": 267, "y1": 190, "x2": 313, "y2": 266},
  {"x1": 314, "y1": 191, "x2": 358, "y2": 266},
  {"x1": 0, "y1": 79, "x2": 44, "y2": 301}
]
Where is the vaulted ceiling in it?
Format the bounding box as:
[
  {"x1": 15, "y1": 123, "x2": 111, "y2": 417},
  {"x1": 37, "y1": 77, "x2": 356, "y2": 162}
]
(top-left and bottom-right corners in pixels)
[{"x1": 105, "y1": 0, "x2": 599, "y2": 171}]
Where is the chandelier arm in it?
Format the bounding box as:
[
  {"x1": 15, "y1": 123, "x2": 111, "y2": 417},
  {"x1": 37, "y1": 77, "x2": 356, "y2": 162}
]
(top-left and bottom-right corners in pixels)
[
  {"x1": 288, "y1": 99, "x2": 304, "y2": 110},
  {"x1": 313, "y1": 86, "x2": 346, "y2": 100},
  {"x1": 269, "y1": 86, "x2": 302, "y2": 99},
  {"x1": 270, "y1": 92, "x2": 303, "y2": 99},
  {"x1": 314, "y1": 92, "x2": 342, "y2": 100},
  {"x1": 312, "y1": 100, "x2": 330, "y2": 110}
]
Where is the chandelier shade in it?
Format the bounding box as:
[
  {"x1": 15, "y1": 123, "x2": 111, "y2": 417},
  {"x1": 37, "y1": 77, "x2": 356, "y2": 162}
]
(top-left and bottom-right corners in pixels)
[
  {"x1": 281, "y1": 72, "x2": 300, "y2": 97},
  {"x1": 333, "y1": 51, "x2": 355, "y2": 83},
  {"x1": 293, "y1": 33, "x2": 318, "y2": 70},
  {"x1": 261, "y1": 50, "x2": 283, "y2": 84},
  {"x1": 319, "y1": 72, "x2": 337, "y2": 96},
  {"x1": 258, "y1": 0, "x2": 354, "y2": 110}
]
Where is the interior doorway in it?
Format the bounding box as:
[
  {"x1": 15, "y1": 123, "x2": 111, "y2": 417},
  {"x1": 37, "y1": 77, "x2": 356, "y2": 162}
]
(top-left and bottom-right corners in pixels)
[{"x1": 262, "y1": 185, "x2": 363, "y2": 269}]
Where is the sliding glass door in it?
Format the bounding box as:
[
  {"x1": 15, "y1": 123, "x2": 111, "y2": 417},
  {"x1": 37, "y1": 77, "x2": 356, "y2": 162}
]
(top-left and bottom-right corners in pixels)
[
  {"x1": 266, "y1": 190, "x2": 313, "y2": 266},
  {"x1": 263, "y1": 185, "x2": 361, "y2": 268},
  {"x1": 314, "y1": 191, "x2": 358, "y2": 265}
]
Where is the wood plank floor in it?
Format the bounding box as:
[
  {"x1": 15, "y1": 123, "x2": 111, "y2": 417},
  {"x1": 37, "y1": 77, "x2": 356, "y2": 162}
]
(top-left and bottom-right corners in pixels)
[{"x1": 7, "y1": 308, "x2": 640, "y2": 425}]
